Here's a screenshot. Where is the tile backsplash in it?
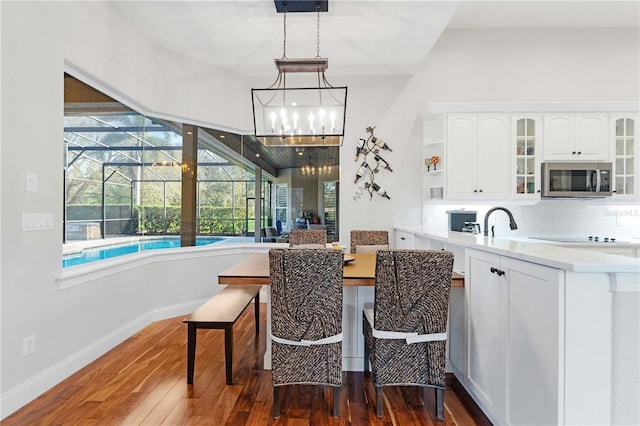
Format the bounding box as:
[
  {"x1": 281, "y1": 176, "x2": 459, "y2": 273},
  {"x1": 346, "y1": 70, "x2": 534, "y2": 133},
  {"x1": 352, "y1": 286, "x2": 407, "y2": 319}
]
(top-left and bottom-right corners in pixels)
[{"x1": 423, "y1": 200, "x2": 640, "y2": 240}]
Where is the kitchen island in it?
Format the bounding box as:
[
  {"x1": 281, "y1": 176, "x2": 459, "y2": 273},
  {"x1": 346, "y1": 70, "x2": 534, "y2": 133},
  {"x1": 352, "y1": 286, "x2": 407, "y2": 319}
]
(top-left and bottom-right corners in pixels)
[{"x1": 395, "y1": 225, "x2": 639, "y2": 426}]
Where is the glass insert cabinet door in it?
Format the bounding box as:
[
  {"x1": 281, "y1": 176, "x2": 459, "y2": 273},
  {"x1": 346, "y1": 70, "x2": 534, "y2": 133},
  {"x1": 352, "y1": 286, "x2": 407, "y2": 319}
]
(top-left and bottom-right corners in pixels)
[
  {"x1": 614, "y1": 117, "x2": 635, "y2": 197},
  {"x1": 514, "y1": 116, "x2": 540, "y2": 197}
]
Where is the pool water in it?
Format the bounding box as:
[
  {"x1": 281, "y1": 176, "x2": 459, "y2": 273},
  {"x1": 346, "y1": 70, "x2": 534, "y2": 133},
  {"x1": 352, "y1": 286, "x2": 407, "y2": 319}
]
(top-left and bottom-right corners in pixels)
[{"x1": 63, "y1": 237, "x2": 224, "y2": 268}]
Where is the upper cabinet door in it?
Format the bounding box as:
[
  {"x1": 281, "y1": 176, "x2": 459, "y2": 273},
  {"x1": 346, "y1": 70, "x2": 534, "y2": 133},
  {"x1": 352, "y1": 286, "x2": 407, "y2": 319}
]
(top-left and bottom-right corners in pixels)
[
  {"x1": 611, "y1": 114, "x2": 638, "y2": 199},
  {"x1": 543, "y1": 114, "x2": 575, "y2": 160},
  {"x1": 575, "y1": 113, "x2": 609, "y2": 160},
  {"x1": 446, "y1": 114, "x2": 478, "y2": 199},
  {"x1": 544, "y1": 113, "x2": 609, "y2": 161},
  {"x1": 477, "y1": 114, "x2": 510, "y2": 198},
  {"x1": 512, "y1": 115, "x2": 542, "y2": 199}
]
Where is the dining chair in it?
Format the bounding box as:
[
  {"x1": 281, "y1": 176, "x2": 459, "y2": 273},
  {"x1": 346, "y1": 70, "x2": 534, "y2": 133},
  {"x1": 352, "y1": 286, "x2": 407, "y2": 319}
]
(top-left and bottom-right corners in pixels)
[
  {"x1": 349, "y1": 230, "x2": 389, "y2": 253},
  {"x1": 289, "y1": 229, "x2": 327, "y2": 247},
  {"x1": 363, "y1": 249, "x2": 454, "y2": 419},
  {"x1": 269, "y1": 248, "x2": 344, "y2": 418}
]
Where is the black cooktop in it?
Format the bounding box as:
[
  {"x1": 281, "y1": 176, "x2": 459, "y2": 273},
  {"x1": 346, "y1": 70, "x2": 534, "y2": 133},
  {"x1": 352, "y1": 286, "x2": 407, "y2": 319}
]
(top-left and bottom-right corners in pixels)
[{"x1": 529, "y1": 236, "x2": 629, "y2": 243}]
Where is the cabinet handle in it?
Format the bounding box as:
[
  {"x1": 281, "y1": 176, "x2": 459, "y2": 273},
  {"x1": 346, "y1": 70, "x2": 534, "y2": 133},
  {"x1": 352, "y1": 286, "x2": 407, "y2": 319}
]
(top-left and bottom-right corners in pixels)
[
  {"x1": 490, "y1": 267, "x2": 506, "y2": 276},
  {"x1": 473, "y1": 189, "x2": 478, "y2": 193},
  {"x1": 577, "y1": 151, "x2": 582, "y2": 155},
  {"x1": 400, "y1": 237, "x2": 406, "y2": 240},
  {"x1": 572, "y1": 151, "x2": 576, "y2": 154},
  {"x1": 479, "y1": 189, "x2": 483, "y2": 193}
]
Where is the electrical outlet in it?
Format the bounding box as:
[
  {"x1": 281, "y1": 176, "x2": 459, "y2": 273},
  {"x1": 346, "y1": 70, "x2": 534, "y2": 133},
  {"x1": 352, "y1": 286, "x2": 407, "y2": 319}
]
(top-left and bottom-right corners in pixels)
[{"x1": 23, "y1": 335, "x2": 35, "y2": 356}]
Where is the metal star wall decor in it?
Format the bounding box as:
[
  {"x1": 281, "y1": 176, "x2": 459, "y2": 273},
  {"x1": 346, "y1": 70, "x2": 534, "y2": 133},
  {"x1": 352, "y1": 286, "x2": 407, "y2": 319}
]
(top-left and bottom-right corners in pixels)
[{"x1": 353, "y1": 126, "x2": 393, "y2": 201}]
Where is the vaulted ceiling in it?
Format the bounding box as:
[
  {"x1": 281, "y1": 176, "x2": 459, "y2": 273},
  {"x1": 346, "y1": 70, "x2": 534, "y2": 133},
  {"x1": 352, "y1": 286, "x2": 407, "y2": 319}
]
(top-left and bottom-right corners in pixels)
[
  {"x1": 110, "y1": 1, "x2": 638, "y2": 77},
  {"x1": 68, "y1": 1, "x2": 639, "y2": 175}
]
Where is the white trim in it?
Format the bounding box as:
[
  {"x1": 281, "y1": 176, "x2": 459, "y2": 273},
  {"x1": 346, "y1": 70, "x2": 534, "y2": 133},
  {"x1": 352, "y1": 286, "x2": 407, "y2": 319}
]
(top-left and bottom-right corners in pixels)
[
  {"x1": 56, "y1": 243, "x2": 282, "y2": 290},
  {"x1": 427, "y1": 101, "x2": 640, "y2": 114},
  {"x1": 0, "y1": 298, "x2": 205, "y2": 419}
]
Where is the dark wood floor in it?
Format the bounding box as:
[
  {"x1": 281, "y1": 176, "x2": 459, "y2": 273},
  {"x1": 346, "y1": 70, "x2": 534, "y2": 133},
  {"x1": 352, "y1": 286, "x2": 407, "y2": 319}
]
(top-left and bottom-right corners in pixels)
[{"x1": 4, "y1": 303, "x2": 481, "y2": 425}]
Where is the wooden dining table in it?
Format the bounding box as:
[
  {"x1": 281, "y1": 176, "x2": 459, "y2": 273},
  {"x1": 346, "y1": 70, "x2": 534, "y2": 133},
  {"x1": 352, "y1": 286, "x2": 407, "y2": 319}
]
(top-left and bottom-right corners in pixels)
[{"x1": 218, "y1": 252, "x2": 464, "y2": 287}]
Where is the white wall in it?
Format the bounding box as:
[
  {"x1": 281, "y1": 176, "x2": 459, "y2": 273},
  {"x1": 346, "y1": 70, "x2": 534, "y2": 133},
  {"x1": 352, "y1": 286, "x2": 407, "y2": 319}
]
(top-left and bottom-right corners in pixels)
[
  {"x1": 63, "y1": 2, "x2": 248, "y2": 132},
  {"x1": 0, "y1": 2, "x2": 251, "y2": 418}
]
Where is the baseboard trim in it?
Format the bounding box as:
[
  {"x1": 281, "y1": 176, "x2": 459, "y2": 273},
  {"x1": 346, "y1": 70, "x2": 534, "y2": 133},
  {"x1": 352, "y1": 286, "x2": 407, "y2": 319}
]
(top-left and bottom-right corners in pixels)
[
  {"x1": 446, "y1": 373, "x2": 493, "y2": 426},
  {"x1": 0, "y1": 298, "x2": 207, "y2": 420}
]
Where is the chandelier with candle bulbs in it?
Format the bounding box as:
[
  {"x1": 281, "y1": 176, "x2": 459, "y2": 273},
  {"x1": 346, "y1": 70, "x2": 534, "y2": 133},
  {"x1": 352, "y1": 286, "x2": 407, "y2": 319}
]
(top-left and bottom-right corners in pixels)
[{"x1": 251, "y1": 1, "x2": 347, "y2": 147}]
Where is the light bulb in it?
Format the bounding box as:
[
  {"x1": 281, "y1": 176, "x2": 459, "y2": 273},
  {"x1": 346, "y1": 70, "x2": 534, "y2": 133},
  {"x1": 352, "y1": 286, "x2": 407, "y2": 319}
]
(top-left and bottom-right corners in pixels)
[
  {"x1": 292, "y1": 112, "x2": 298, "y2": 131},
  {"x1": 270, "y1": 112, "x2": 277, "y2": 132},
  {"x1": 330, "y1": 111, "x2": 336, "y2": 132},
  {"x1": 308, "y1": 112, "x2": 315, "y2": 134}
]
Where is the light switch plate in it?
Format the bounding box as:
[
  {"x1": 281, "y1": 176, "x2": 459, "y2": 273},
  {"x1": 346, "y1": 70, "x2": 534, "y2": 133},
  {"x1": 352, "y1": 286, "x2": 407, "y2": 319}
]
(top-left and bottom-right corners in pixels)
[{"x1": 22, "y1": 213, "x2": 54, "y2": 231}]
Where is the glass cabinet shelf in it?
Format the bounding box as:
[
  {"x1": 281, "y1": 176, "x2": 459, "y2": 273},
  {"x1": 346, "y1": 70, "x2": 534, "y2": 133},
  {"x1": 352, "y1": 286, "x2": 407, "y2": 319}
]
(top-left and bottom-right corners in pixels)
[
  {"x1": 514, "y1": 118, "x2": 539, "y2": 196},
  {"x1": 614, "y1": 117, "x2": 635, "y2": 196}
]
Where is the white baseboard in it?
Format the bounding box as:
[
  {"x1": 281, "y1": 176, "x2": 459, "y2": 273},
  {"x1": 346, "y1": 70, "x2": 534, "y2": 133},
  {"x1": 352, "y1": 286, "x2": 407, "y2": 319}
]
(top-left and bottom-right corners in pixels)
[{"x1": 0, "y1": 299, "x2": 207, "y2": 420}]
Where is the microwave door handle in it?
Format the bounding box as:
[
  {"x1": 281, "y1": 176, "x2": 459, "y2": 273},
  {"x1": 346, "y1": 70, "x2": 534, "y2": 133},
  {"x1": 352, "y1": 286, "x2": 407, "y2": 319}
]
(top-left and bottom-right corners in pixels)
[{"x1": 595, "y1": 169, "x2": 601, "y2": 193}]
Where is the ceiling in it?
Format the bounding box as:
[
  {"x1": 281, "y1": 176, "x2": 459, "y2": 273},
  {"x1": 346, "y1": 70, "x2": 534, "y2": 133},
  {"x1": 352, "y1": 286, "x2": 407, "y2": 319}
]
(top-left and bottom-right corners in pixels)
[
  {"x1": 110, "y1": 1, "x2": 639, "y2": 77},
  {"x1": 86, "y1": 1, "x2": 638, "y2": 175}
]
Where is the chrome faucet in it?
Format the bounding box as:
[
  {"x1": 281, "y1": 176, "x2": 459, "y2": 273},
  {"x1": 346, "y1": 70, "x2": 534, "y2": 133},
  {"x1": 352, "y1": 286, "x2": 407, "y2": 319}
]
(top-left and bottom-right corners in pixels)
[{"x1": 483, "y1": 207, "x2": 518, "y2": 237}]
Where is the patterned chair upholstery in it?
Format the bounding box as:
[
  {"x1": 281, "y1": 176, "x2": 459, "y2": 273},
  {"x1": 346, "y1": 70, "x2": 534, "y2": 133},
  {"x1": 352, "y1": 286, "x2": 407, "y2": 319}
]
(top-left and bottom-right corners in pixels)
[
  {"x1": 363, "y1": 249, "x2": 454, "y2": 419},
  {"x1": 350, "y1": 230, "x2": 389, "y2": 253},
  {"x1": 289, "y1": 229, "x2": 327, "y2": 247},
  {"x1": 269, "y1": 248, "x2": 344, "y2": 418}
]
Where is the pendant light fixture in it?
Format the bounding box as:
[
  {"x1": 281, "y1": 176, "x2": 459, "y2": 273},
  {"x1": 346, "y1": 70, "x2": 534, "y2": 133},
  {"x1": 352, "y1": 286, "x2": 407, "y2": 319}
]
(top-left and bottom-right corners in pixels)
[{"x1": 251, "y1": 1, "x2": 347, "y2": 147}]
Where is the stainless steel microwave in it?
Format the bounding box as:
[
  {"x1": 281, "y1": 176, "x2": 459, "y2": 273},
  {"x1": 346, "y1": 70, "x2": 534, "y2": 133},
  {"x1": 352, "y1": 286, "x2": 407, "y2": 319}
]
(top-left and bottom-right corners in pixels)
[{"x1": 541, "y1": 162, "x2": 612, "y2": 198}]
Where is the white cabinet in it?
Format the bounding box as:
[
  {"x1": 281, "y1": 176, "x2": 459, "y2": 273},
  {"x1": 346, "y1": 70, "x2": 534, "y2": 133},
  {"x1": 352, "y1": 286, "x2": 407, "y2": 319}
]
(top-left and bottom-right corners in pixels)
[
  {"x1": 544, "y1": 113, "x2": 609, "y2": 161},
  {"x1": 611, "y1": 114, "x2": 638, "y2": 199},
  {"x1": 446, "y1": 114, "x2": 510, "y2": 200},
  {"x1": 502, "y1": 257, "x2": 563, "y2": 426},
  {"x1": 394, "y1": 230, "x2": 415, "y2": 249},
  {"x1": 463, "y1": 249, "x2": 563, "y2": 425},
  {"x1": 512, "y1": 115, "x2": 542, "y2": 199},
  {"x1": 465, "y1": 250, "x2": 505, "y2": 420}
]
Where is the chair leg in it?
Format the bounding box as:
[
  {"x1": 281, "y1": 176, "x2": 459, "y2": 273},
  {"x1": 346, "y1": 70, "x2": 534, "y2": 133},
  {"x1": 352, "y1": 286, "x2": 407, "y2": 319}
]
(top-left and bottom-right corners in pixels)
[
  {"x1": 273, "y1": 386, "x2": 280, "y2": 418},
  {"x1": 333, "y1": 386, "x2": 341, "y2": 417},
  {"x1": 363, "y1": 340, "x2": 369, "y2": 374},
  {"x1": 435, "y1": 387, "x2": 444, "y2": 420},
  {"x1": 376, "y1": 386, "x2": 383, "y2": 417}
]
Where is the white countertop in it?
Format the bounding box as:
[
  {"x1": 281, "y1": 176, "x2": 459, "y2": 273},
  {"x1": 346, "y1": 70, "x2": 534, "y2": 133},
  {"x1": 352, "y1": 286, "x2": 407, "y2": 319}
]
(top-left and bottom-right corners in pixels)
[{"x1": 395, "y1": 225, "x2": 640, "y2": 274}]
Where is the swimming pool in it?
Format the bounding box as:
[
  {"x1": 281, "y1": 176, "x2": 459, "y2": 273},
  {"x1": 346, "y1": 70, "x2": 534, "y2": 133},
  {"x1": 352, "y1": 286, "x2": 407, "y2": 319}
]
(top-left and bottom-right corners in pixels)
[{"x1": 63, "y1": 236, "x2": 225, "y2": 268}]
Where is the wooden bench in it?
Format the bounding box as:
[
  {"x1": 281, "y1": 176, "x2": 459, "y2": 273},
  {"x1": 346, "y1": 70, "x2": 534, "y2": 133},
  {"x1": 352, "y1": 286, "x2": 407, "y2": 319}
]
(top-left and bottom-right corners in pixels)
[{"x1": 183, "y1": 285, "x2": 261, "y2": 385}]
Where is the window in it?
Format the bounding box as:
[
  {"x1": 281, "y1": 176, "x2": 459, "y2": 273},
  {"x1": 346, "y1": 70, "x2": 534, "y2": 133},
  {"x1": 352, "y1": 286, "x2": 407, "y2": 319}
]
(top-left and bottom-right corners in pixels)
[
  {"x1": 323, "y1": 181, "x2": 338, "y2": 238},
  {"x1": 274, "y1": 183, "x2": 288, "y2": 231}
]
